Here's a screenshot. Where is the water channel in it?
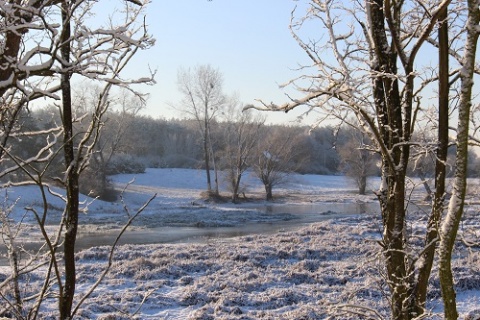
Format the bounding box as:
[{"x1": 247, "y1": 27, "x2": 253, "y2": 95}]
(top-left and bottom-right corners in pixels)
[
  {"x1": 0, "y1": 202, "x2": 379, "y2": 266},
  {"x1": 75, "y1": 202, "x2": 379, "y2": 249}
]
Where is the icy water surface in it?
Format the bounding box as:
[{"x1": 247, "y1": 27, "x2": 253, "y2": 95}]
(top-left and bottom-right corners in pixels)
[
  {"x1": 75, "y1": 202, "x2": 380, "y2": 250},
  {"x1": 0, "y1": 202, "x2": 380, "y2": 266}
]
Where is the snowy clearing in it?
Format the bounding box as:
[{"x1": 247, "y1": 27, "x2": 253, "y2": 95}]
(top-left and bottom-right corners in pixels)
[{"x1": 1, "y1": 168, "x2": 480, "y2": 319}]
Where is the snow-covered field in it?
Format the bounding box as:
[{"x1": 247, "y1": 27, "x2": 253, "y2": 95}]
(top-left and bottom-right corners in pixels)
[{"x1": 1, "y1": 168, "x2": 480, "y2": 319}]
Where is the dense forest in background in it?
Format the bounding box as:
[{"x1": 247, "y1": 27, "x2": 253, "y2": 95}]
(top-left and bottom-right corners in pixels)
[{"x1": 7, "y1": 101, "x2": 480, "y2": 201}]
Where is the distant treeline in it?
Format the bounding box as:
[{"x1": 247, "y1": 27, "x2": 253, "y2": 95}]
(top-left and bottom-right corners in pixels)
[{"x1": 6, "y1": 106, "x2": 480, "y2": 199}]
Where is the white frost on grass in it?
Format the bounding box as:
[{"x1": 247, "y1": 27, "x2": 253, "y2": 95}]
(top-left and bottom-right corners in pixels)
[{"x1": 0, "y1": 168, "x2": 479, "y2": 318}]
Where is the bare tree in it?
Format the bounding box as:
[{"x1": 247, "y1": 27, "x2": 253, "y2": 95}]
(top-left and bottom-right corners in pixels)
[
  {"x1": 176, "y1": 65, "x2": 226, "y2": 195},
  {"x1": 253, "y1": 126, "x2": 299, "y2": 201},
  {"x1": 0, "y1": 0, "x2": 154, "y2": 318},
  {"x1": 337, "y1": 126, "x2": 378, "y2": 195},
  {"x1": 58, "y1": 2, "x2": 153, "y2": 317},
  {"x1": 247, "y1": 0, "x2": 478, "y2": 318},
  {"x1": 79, "y1": 87, "x2": 146, "y2": 199},
  {"x1": 219, "y1": 101, "x2": 265, "y2": 203}
]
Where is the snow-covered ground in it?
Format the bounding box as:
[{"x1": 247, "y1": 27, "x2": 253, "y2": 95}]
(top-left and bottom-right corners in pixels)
[{"x1": 1, "y1": 168, "x2": 480, "y2": 319}]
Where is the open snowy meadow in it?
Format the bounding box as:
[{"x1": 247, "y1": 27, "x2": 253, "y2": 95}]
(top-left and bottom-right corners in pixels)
[{"x1": 1, "y1": 168, "x2": 480, "y2": 319}]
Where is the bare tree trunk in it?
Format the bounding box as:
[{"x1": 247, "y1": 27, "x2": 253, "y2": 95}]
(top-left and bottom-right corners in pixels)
[
  {"x1": 414, "y1": 5, "x2": 449, "y2": 316},
  {"x1": 209, "y1": 137, "x2": 219, "y2": 195},
  {"x1": 59, "y1": 3, "x2": 79, "y2": 318},
  {"x1": 232, "y1": 169, "x2": 242, "y2": 203},
  {"x1": 0, "y1": 5, "x2": 25, "y2": 98},
  {"x1": 378, "y1": 174, "x2": 410, "y2": 320},
  {"x1": 176, "y1": 65, "x2": 224, "y2": 194},
  {"x1": 0, "y1": 4, "x2": 31, "y2": 161},
  {"x1": 265, "y1": 183, "x2": 273, "y2": 201},
  {"x1": 369, "y1": 1, "x2": 411, "y2": 316},
  {"x1": 203, "y1": 123, "x2": 212, "y2": 193},
  {"x1": 439, "y1": 2, "x2": 479, "y2": 318},
  {"x1": 213, "y1": 162, "x2": 219, "y2": 195},
  {"x1": 0, "y1": 0, "x2": 152, "y2": 316},
  {"x1": 358, "y1": 175, "x2": 367, "y2": 195}
]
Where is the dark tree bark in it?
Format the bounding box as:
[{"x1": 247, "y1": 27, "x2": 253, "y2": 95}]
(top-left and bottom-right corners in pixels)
[
  {"x1": 368, "y1": 1, "x2": 412, "y2": 318},
  {"x1": 0, "y1": 2, "x2": 26, "y2": 96},
  {"x1": 59, "y1": 2, "x2": 79, "y2": 319},
  {"x1": 414, "y1": 4, "x2": 449, "y2": 316},
  {"x1": 358, "y1": 176, "x2": 366, "y2": 195},
  {"x1": 265, "y1": 183, "x2": 273, "y2": 201},
  {"x1": 0, "y1": 1, "x2": 54, "y2": 98}
]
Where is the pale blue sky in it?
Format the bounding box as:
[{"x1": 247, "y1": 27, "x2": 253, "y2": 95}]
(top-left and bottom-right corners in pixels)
[{"x1": 127, "y1": 1, "x2": 315, "y2": 124}]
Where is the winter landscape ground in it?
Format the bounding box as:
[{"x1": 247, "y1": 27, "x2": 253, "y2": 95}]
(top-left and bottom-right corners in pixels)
[{"x1": 1, "y1": 168, "x2": 480, "y2": 319}]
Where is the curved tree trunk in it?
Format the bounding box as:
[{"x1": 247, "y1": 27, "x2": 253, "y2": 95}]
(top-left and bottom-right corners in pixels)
[
  {"x1": 439, "y1": 2, "x2": 479, "y2": 318},
  {"x1": 414, "y1": 4, "x2": 449, "y2": 316}
]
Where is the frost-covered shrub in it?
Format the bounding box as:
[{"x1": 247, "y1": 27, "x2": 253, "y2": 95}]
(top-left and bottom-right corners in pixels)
[
  {"x1": 75, "y1": 309, "x2": 98, "y2": 319},
  {"x1": 255, "y1": 288, "x2": 304, "y2": 309},
  {"x1": 320, "y1": 275, "x2": 348, "y2": 286},
  {"x1": 303, "y1": 248, "x2": 326, "y2": 260},
  {"x1": 106, "y1": 153, "x2": 146, "y2": 174},
  {"x1": 80, "y1": 166, "x2": 118, "y2": 201},
  {"x1": 86, "y1": 303, "x2": 118, "y2": 314},
  {"x1": 131, "y1": 257, "x2": 157, "y2": 270},
  {"x1": 277, "y1": 249, "x2": 292, "y2": 260},
  {"x1": 174, "y1": 251, "x2": 191, "y2": 259},
  {"x1": 77, "y1": 264, "x2": 108, "y2": 283},
  {"x1": 242, "y1": 271, "x2": 258, "y2": 281},
  {"x1": 159, "y1": 154, "x2": 199, "y2": 169},
  {"x1": 110, "y1": 261, "x2": 137, "y2": 278}
]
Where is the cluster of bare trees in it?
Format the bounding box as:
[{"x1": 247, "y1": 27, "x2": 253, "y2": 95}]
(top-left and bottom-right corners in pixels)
[
  {"x1": 13, "y1": 102, "x2": 480, "y2": 202},
  {"x1": 0, "y1": 0, "x2": 154, "y2": 318},
  {"x1": 250, "y1": 0, "x2": 479, "y2": 318},
  {"x1": 175, "y1": 65, "x2": 305, "y2": 201}
]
